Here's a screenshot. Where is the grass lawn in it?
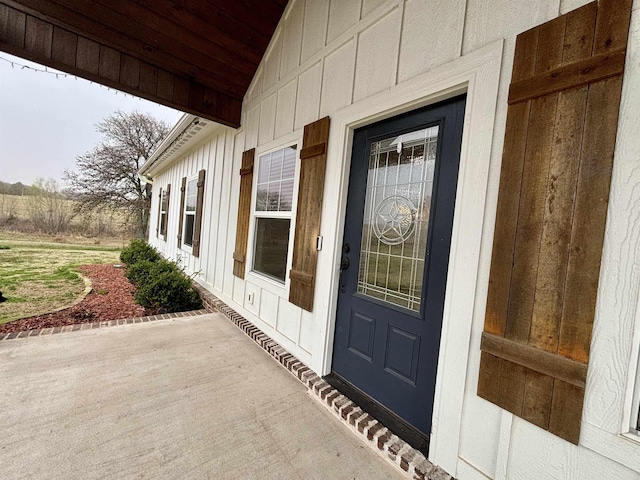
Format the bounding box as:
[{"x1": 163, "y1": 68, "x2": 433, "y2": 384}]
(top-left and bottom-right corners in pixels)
[{"x1": 0, "y1": 233, "x2": 122, "y2": 325}]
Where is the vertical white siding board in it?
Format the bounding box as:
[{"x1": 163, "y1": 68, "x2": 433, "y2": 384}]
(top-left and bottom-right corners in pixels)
[
  {"x1": 259, "y1": 94, "x2": 277, "y2": 146},
  {"x1": 462, "y1": 0, "x2": 558, "y2": 54},
  {"x1": 277, "y1": 297, "x2": 302, "y2": 343},
  {"x1": 281, "y1": 0, "x2": 305, "y2": 77},
  {"x1": 232, "y1": 276, "x2": 245, "y2": 305},
  {"x1": 458, "y1": 395, "x2": 503, "y2": 478},
  {"x1": 299, "y1": 310, "x2": 315, "y2": 354},
  {"x1": 275, "y1": 80, "x2": 298, "y2": 139},
  {"x1": 294, "y1": 62, "x2": 323, "y2": 130},
  {"x1": 263, "y1": 31, "x2": 283, "y2": 91},
  {"x1": 398, "y1": 0, "x2": 465, "y2": 83},
  {"x1": 320, "y1": 39, "x2": 357, "y2": 117},
  {"x1": 259, "y1": 289, "x2": 279, "y2": 327},
  {"x1": 301, "y1": 0, "x2": 330, "y2": 62},
  {"x1": 362, "y1": 0, "x2": 387, "y2": 18},
  {"x1": 245, "y1": 105, "x2": 260, "y2": 150},
  {"x1": 353, "y1": 8, "x2": 401, "y2": 102},
  {"x1": 327, "y1": 0, "x2": 361, "y2": 44},
  {"x1": 245, "y1": 68, "x2": 264, "y2": 105},
  {"x1": 206, "y1": 135, "x2": 223, "y2": 286},
  {"x1": 560, "y1": 0, "x2": 591, "y2": 14}
]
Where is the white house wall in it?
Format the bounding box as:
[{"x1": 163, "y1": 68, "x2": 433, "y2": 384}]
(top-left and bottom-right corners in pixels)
[{"x1": 147, "y1": 0, "x2": 640, "y2": 479}]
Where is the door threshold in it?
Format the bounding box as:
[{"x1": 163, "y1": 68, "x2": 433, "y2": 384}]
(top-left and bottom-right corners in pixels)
[{"x1": 325, "y1": 373, "x2": 430, "y2": 456}]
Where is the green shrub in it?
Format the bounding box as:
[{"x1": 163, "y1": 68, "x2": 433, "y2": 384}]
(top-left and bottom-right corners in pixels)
[
  {"x1": 119, "y1": 239, "x2": 161, "y2": 266},
  {"x1": 135, "y1": 269, "x2": 202, "y2": 313},
  {"x1": 125, "y1": 259, "x2": 175, "y2": 285}
]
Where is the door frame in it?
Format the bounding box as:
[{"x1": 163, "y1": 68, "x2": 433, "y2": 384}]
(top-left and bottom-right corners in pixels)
[{"x1": 311, "y1": 41, "x2": 503, "y2": 473}]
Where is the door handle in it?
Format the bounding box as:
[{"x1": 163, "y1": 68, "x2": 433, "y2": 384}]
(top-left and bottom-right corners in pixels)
[
  {"x1": 339, "y1": 256, "x2": 350, "y2": 293},
  {"x1": 340, "y1": 256, "x2": 349, "y2": 271}
]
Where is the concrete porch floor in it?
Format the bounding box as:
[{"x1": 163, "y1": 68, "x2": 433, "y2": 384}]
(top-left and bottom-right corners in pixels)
[{"x1": 0, "y1": 313, "x2": 402, "y2": 479}]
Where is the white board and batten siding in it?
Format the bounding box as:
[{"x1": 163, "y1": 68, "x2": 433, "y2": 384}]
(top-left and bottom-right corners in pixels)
[{"x1": 147, "y1": 0, "x2": 640, "y2": 479}]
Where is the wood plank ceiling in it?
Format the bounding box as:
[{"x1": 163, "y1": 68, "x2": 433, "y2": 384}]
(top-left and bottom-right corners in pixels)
[{"x1": 0, "y1": 0, "x2": 288, "y2": 127}]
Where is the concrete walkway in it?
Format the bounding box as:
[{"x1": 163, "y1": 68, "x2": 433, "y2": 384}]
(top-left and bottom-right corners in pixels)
[{"x1": 0, "y1": 313, "x2": 402, "y2": 480}]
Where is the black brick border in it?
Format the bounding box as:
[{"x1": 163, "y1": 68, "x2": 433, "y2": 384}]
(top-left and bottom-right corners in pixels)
[{"x1": 192, "y1": 283, "x2": 455, "y2": 480}]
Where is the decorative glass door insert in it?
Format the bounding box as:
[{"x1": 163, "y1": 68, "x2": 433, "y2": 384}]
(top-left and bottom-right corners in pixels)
[{"x1": 357, "y1": 126, "x2": 439, "y2": 312}]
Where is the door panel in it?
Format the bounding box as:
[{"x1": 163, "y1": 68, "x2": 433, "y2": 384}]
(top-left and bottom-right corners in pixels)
[{"x1": 331, "y1": 95, "x2": 466, "y2": 445}]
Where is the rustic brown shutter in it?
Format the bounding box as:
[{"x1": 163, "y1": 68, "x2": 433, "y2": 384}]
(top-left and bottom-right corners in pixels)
[
  {"x1": 162, "y1": 183, "x2": 171, "y2": 240},
  {"x1": 155, "y1": 189, "x2": 162, "y2": 238},
  {"x1": 177, "y1": 177, "x2": 187, "y2": 248},
  {"x1": 478, "y1": 0, "x2": 631, "y2": 444},
  {"x1": 191, "y1": 169, "x2": 206, "y2": 257},
  {"x1": 233, "y1": 149, "x2": 255, "y2": 278},
  {"x1": 289, "y1": 117, "x2": 330, "y2": 312}
]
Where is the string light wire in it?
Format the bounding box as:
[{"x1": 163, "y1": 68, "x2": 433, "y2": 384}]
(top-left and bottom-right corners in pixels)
[{"x1": 0, "y1": 55, "x2": 138, "y2": 99}]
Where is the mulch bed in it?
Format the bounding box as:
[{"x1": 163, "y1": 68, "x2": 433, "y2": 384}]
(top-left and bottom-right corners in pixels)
[{"x1": 0, "y1": 264, "x2": 155, "y2": 334}]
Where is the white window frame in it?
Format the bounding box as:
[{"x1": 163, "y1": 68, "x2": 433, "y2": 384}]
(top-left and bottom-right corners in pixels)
[
  {"x1": 159, "y1": 188, "x2": 168, "y2": 240},
  {"x1": 180, "y1": 175, "x2": 198, "y2": 253},
  {"x1": 246, "y1": 141, "x2": 300, "y2": 292}
]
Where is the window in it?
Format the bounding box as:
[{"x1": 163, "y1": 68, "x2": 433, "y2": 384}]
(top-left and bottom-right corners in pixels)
[
  {"x1": 159, "y1": 189, "x2": 168, "y2": 238},
  {"x1": 182, "y1": 177, "x2": 197, "y2": 248},
  {"x1": 252, "y1": 145, "x2": 296, "y2": 283}
]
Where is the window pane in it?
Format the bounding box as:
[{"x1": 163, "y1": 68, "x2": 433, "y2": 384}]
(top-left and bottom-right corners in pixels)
[
  {"x1": 280, "y1": 179, "x2": 294, "y2": 211},
  {"x1": 160, "y1": 213, "x2": 166, "y2": 234},
  {"x1": 258, "y1": 153, "x2": 270, "y2": 183},
  {"x1": 256, "y1": 184, "x2": 268, "y2": 211},
  {"x1": 184, "y1": 214, "x2": 195, "y2": 247},
  {"x1": 186, "y1": 179, "x2": 197, "y2": 211},
  {"x1": 357, "y1": 126, "x2": 439, "y2": 312},
  {"x1": 160, "y1": 191, "x2": 167, "y2": 212},
  {"x1": 256, "y1": 145, "x2": 297, "y2": 212},
  {"x1": 269, "y1": 149, "x2": 283, "y2": 182},
  {"x1": 267, "y1": 183, "x2": 280, "y2": 211},
  {"x1": 253, "y1": 218, "x2": 291, "y2": 282}
]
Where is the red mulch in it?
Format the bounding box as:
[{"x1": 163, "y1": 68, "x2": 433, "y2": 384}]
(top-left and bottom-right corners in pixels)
[{"x1": 0, "y1": 264, "x2": 154, "y2": 334}]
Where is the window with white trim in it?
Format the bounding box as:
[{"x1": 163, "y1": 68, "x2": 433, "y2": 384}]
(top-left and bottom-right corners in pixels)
[
  {"x1": 159, "y1": 189, "x2": 168, "y2": 238},
  {"x1": 182, "y1": 177, "x2": 197, "y2": 248},
  {"x1": 252, "y1": 145, "x2": 297, "y2": 283}
]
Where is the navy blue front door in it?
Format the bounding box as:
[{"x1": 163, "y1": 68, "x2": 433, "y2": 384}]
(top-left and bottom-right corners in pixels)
[{"x1": 331, "y1": 96, "x2": 466, "y2": 444}]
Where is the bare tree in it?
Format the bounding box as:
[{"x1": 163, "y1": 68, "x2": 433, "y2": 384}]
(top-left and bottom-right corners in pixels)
[{"x1": 64, "y1": 111, "x2": 170, "y2": 238}]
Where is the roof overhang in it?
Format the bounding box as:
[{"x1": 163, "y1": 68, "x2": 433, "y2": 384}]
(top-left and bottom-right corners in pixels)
[
  {"x1": 0, "y1": 0, "x2": 288, "y2": 127},
  {"x1": 139, "y1": 113, "x2": 226, "y2": 179}
]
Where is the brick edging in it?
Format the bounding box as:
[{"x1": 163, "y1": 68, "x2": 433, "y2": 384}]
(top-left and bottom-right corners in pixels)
[
  {"x1": 192, "y1": 283, "x2": 455, "y2": 480},
  {"x1": 0, "y1": 309, "x2": 211, "y2": 341}
]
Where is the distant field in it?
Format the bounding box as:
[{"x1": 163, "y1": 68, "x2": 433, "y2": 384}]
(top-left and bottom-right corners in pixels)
[
  {"x1": 0, "y1": 236, "x2": 121, "y2": 325},
  {"x1": 0, "y1": 192, "x2": 131, "y2": 239}
]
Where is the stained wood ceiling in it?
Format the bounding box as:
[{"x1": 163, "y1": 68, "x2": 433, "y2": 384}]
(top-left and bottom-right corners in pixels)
[{"x1": 0, "y1": 0, "x2": 288, "y2": 127}]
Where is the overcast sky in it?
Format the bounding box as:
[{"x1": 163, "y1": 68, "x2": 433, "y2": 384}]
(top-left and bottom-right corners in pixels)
[{"x1": 0, "y1": 53, "x2": 183, "y2": 186}]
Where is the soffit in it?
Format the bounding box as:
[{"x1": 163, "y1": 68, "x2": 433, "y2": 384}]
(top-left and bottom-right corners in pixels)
[{"x1": 0, "y1": 0, "x2": 288, "y2": 127}]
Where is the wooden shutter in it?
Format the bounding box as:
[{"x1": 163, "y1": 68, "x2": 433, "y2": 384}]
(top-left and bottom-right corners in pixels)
[
  {"x1": 177, "y1": 177, "x2": 187, "y2": 249},
  {"x1": 289, "y1": 117, "x2": 330, "y2": 312},
  {"x1": 155, "y1": 189, "x2": 162, "y2": 238},
  {"x1": 162, "y1": 183, "x2": 171, "y2": 240},
  {"x1": 233, "y1": 149, "x2": 255, "y2": 278},
  {"x1": 478, "y1": 0, "x2": 631, "y2": 444},
  {"x1": 191, "y1": 169, "x2": 206, "y2": 257}
]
